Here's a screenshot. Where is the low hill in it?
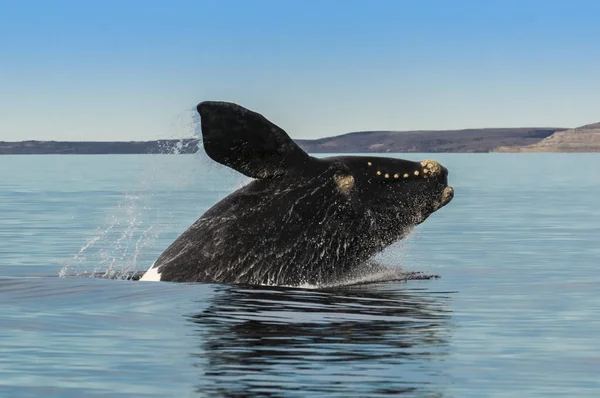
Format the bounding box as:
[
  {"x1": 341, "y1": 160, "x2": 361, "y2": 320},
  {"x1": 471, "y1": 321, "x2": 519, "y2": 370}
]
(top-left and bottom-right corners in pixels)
[
  {"x1": 295, "y1": 128, "x2": 563, "y2": 153},
  {"x1": 0, "y1": 139, "x2": 199, "y2": 155}
]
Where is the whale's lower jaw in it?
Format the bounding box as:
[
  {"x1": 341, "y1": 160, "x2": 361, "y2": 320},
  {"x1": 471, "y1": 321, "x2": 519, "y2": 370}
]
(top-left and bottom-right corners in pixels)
[
  {"x1": 434, "y1": 186, "x2": 454, "y2": 211},
  {"x1": 139, "y1": 263, "x2": 161, "y2": 282}
]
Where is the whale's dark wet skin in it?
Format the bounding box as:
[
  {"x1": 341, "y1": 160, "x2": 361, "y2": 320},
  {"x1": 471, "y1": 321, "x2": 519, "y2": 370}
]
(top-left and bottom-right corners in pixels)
[{"x1": 141, "y1": 102, "x2": 454, "y2": 285}]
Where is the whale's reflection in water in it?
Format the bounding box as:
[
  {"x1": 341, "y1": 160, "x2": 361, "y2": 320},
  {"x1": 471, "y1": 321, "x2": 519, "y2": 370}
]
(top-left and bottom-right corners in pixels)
[{"x1": 187, "y1": 283, "x2": 453, "y2": 397}]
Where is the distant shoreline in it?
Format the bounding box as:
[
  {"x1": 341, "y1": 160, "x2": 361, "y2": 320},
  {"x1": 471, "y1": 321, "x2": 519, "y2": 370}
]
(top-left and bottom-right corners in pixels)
[
  {"x1": 2, "y1": 125, "x2": 599, "y2": 154},
  {"x1": 0, "y1": 139, "x2": 200, "y2": 155}
]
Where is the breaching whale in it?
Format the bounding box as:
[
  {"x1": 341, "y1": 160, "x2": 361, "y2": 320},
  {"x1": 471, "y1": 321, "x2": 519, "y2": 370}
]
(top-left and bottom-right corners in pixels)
[{"x1": 141, "y1": 102, "x2": 454, "y2": 285}]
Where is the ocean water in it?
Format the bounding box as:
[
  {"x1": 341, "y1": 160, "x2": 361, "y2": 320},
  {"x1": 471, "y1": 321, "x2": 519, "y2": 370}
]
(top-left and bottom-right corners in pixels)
[{"x1": 1, "y1": 153, "x2": 599, "y2": 397}]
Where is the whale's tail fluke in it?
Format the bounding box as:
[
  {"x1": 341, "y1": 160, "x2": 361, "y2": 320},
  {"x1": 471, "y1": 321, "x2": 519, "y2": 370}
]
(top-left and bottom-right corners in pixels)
[{"x1": 198, "y1": 101, "x2": 310, "y2": 179}]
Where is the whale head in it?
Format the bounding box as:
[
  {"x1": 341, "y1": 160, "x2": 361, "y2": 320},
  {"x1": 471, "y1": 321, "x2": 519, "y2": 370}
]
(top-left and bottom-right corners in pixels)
[{"x1": 328, "y1": 155, "x2": 453, "y2": 228}]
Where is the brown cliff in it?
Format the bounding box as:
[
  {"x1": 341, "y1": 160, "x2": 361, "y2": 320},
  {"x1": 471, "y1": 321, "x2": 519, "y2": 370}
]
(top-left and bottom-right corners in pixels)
[{"x1": 495, "y1": 123, "x2": 600, "y2": 152}]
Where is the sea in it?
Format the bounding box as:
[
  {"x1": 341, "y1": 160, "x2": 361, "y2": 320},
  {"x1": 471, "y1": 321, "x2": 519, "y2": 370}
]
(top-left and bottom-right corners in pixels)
[{"x1": 0, "y1": 153, "x2": 599, "y2": 397}]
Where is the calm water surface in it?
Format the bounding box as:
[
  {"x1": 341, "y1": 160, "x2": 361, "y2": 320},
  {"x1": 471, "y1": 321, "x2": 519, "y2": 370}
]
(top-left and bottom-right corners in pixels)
[{"x1": 0, "y1": 154, "x2": 599, "y2": 397}]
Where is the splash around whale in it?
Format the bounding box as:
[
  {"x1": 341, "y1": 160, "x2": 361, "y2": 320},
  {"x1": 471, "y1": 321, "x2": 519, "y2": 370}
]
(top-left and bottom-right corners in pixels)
[{"x1": 140, "y1": 102, "x2": 454, "y2": 286}]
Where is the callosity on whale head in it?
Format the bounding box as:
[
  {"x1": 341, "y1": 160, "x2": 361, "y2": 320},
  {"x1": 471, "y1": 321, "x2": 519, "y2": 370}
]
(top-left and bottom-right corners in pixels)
[{"x1": 140, "y1": 101, "x2": 454, "y2": 286}]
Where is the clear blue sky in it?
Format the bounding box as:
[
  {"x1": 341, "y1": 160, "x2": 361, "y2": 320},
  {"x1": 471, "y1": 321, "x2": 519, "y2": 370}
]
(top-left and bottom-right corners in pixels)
[{"x1": 1, "y1": 0, "x2": 599, "y2": 141}]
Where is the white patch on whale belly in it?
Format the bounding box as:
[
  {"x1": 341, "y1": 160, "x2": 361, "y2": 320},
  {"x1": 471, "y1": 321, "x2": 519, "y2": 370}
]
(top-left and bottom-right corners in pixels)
[{"x1": 139, "y1": 263, "x2": 161, "y2": 282}]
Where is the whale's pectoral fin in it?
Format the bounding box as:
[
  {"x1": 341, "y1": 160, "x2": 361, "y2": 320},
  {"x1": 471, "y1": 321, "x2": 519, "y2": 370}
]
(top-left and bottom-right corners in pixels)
[{"x1": 198, "y1": 101, "x2": 310, "y2": 179}]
